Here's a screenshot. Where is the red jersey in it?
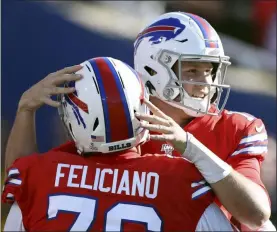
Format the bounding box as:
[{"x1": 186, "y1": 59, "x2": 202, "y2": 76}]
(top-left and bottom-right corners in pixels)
[
  {"x1": 2, "y1": 143, "x2": 215, "y2": 231},
  {"x1": 141, "y1": 109, "x2": 270, "y2": 223}
]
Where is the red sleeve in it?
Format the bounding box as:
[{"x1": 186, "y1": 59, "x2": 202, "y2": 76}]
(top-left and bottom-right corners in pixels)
[
  {"x1": 228, "y1": 156, "x2": 267, "y2": 190},
  {"x1": 227, "y1": 118, "x2": 270, "y2": 199},
  {"x1": 227, "y1": 118, "x2": 268, "y2": 160},
  {"x1": 226, "y1": 118, "x2": 269, "y2": 190},
  {"x1": 2, "y1": 154, "x2": 39, "y2": 204}
]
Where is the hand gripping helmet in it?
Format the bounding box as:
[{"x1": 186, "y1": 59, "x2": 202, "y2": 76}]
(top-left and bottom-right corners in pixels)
[
  {"x1": 58, "y1": 57, "x2": 149, "y2": 154},
  {"x1": 134, "y1": 12, "x2": 231, "y2": 117}
]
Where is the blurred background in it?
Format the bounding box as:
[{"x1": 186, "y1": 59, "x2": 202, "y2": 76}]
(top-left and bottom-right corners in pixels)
[{"x1": 1, "y1": 0, "x2": 276, "y2": 228}]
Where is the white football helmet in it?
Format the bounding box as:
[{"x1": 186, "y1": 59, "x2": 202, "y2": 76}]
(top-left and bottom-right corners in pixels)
[
  {"x1": 58, "y1": 57, "x2": 149, "y2": 154},
  {"x1": 134, "y1": 12, "x2": 231, "y2": 117}
]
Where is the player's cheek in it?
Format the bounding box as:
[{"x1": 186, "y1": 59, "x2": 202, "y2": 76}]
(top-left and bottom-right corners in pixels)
[{"x1": 182, "y1": 83, "x2": 193, "y2": 96}]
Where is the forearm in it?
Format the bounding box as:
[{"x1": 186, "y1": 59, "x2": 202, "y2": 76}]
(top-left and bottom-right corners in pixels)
[
  {"x1": 4, "y1": 65, "x2": 82, "y2": 170},
  {"x1": 184, "y1": 132, "x2": 270, "y2": 229},
  {"x1": 5, "y1": 109, "x2": 38, "y2": 170},
  {"x1": 211, "y1": 170, "x2": 270, "y2": 230}
]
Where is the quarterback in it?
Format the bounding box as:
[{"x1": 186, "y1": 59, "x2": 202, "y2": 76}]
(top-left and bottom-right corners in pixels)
[{"x1": 134, "y1": 12, "x2": 275, "y2": 231}]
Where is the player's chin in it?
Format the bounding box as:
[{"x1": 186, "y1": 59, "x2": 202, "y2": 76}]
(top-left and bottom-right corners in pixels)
[{"x1": 171, "y1": 94, "x2": 208, "y2": 112}]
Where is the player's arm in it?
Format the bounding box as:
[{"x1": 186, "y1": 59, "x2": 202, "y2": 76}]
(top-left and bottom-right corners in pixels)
[
  {"x1": 181, "y1": 132, "x2": 270, "y2": 230},
  {"x1": 138, "y1": 99, "x2": 270, "y2": 230},
  {"x1": 210, "y1": 159, "x2": 270, "y2": 231},
  {"x1": 5, "y1": 108, "x2": 37, "y2": 171},
  {"x1": 5, "y1": 65, "x2": 82, "y2": 170},
  {"x1": 2, "y1": 154, "x2": 39, "y2": 231},
  {"x1": 217, "y1": 118, "x2": 272, "y2": 231}
]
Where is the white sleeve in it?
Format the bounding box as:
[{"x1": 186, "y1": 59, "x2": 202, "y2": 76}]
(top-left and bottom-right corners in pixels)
[
  {"x1": 196, "y1": 203, "x2": 236, "y2": 231},
  {"x1": 4, "y1": 202, "x2": 25, "y2": 231}
]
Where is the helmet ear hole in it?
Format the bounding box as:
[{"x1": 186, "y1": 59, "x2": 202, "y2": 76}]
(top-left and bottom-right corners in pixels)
[
  {"x1": 144, "y1": 66, "x2": 157, "y2": 76},
  {"x1": 145, "y1": 81, "x2": 156, "y2": 95},
  {"x1": 93, "y1": 118, "x2": 99, "y2": 131}
]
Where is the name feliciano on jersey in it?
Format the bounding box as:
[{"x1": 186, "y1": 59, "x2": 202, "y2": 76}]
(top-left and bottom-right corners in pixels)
[{"x1": 54, "y1": 163, "x2": 159, "y2": 199}]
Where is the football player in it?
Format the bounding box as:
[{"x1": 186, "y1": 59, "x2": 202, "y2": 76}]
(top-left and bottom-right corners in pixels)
[
  {"x1": 2, "y1": 57, "x2": 234, "y2": 231},
  {"x1": 134, "y1": 12, "x2": 275, "y2": 231}
]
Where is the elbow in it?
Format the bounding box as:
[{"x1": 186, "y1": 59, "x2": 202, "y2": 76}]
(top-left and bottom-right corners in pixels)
[{"x1": 248, "y1": 207, "x2": 271, "y2": 230}]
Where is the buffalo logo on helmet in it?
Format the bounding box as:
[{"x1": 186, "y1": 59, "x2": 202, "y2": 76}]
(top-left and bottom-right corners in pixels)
[{"x1": 134, "y1": 17, "x2": 186, "y2": 54}]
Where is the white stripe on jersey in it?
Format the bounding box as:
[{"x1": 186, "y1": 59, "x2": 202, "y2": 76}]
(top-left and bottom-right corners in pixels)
[
  {"x1": 191, "y1": 180, "x2": 206, "y2": 188},
  {"x1": 8, "y1": 168, "x2": 20, "y2": 177},
  {"x1": 192, "y1": 186, "x2": 211, "y2": 199},
  {"x1": 231, "y1": 146, "x2": 268, "y2": 157},
  {"x1": 239, "y1": 133, "x2": 267, "y2": 145},
  {"x1": 6, "y1": 193, "x2": 15, "y2": 199},
  {"x1": 8, "y1": 178, "x2": 22, "y2": 185}
]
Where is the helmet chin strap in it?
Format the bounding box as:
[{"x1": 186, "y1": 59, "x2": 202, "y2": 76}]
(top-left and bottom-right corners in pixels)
[{"x1": 182, "y1": 105, "x2": 206, "y2": 118}]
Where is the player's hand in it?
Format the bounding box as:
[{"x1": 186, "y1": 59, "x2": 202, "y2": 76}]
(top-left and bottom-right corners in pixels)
[
  {"x1": 135, "y1": 98, "x2": 188, "y2": 154},
  {"x1": 18, "y1": 65, "x2": 83, "y2": 112}
]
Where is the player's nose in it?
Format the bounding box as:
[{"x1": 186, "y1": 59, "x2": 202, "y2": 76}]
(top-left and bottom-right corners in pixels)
[
  {"x1": 196, "y1": 73, "x2": 212, "y2": 84},
  {"x1": 193, "y1": 84, "x2": 209, "y2": 96}
]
